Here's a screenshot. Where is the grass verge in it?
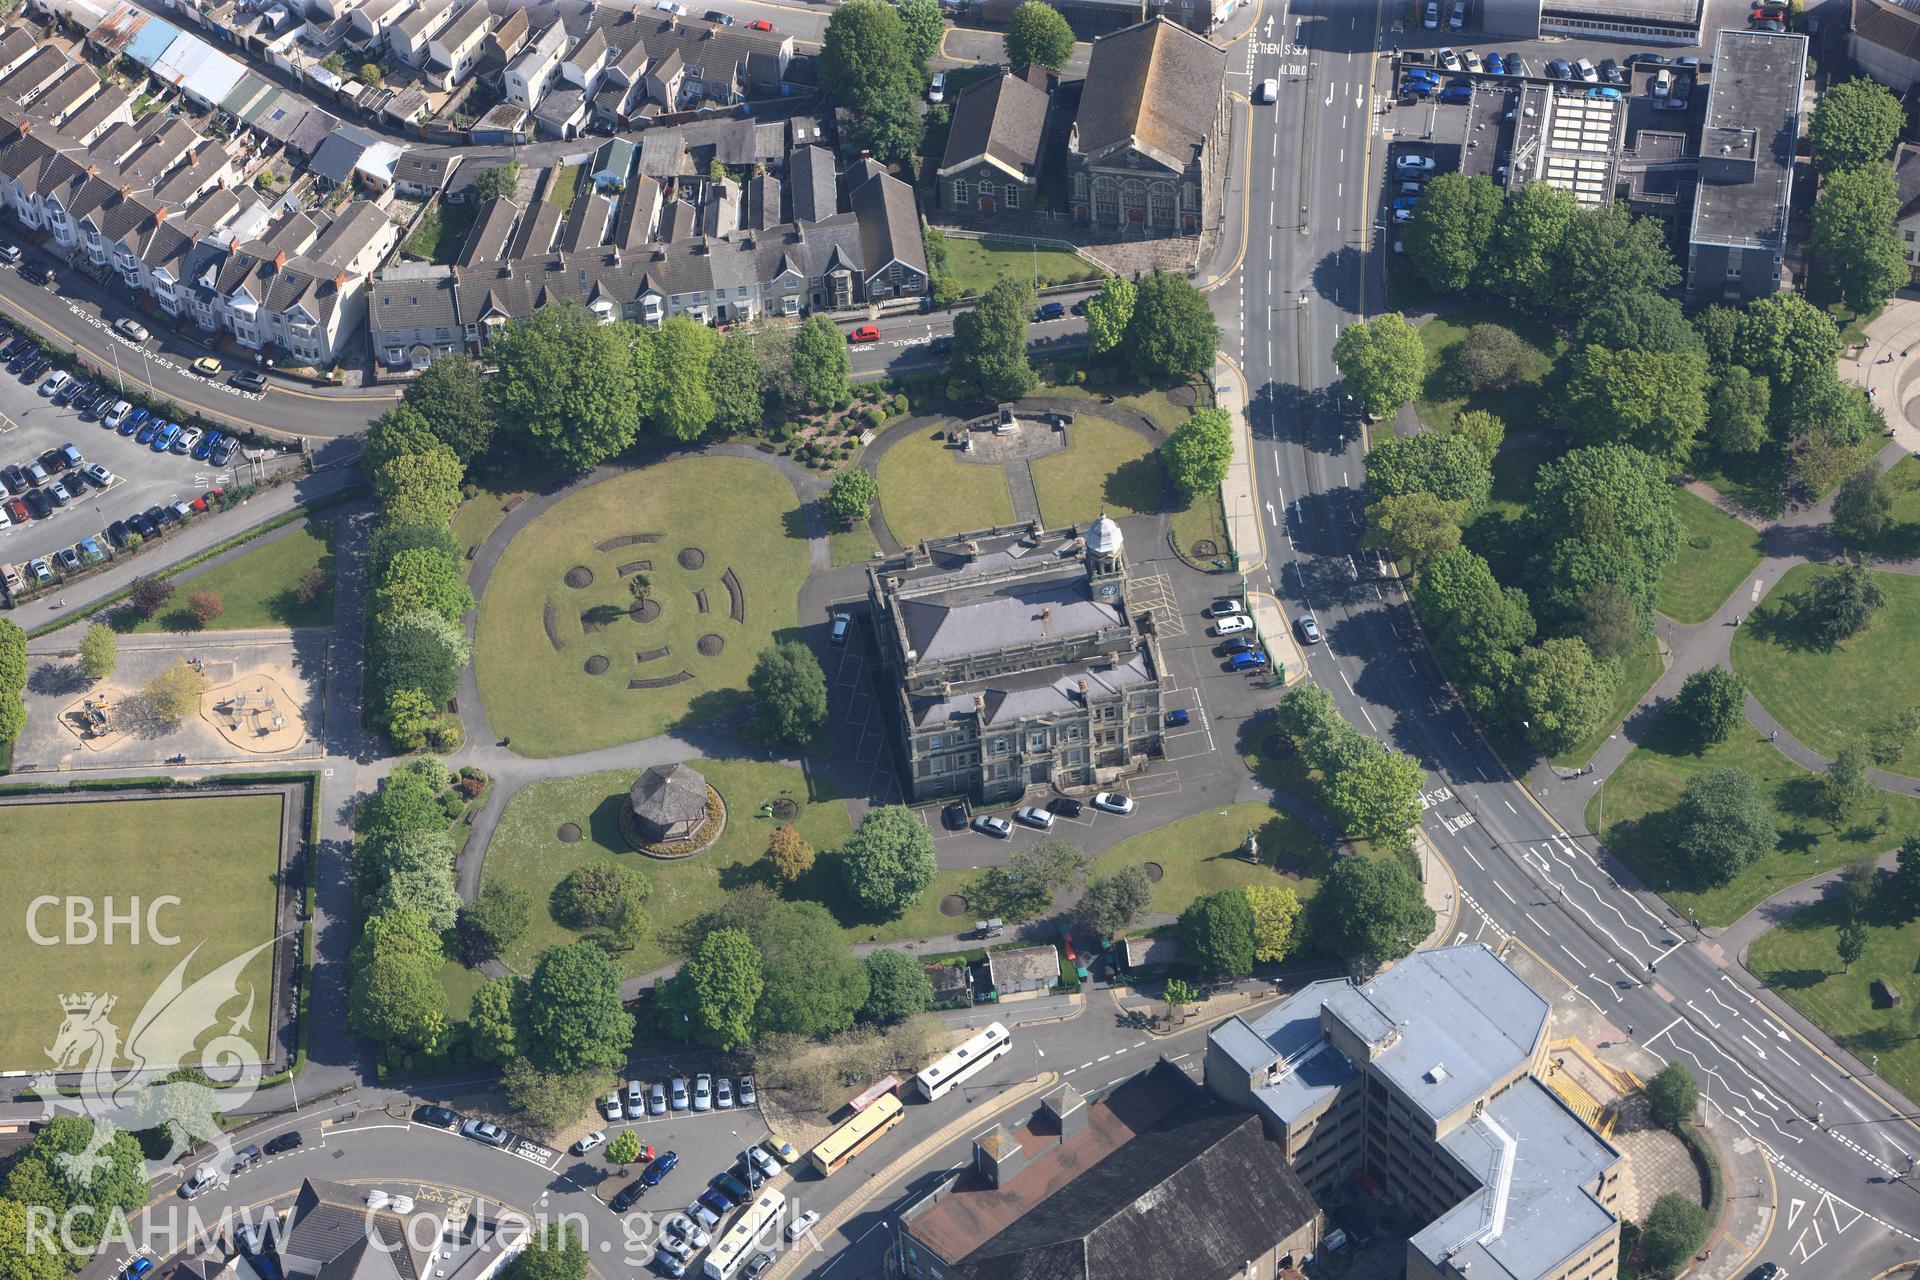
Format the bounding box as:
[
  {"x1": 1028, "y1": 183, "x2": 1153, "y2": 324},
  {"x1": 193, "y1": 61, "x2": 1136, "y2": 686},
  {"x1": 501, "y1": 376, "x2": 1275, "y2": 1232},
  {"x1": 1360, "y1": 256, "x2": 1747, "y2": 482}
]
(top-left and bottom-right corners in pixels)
[
  {"x1": 1655, "y1": 489, "x2": 1765, "y2": 625},
  {"x1": 1031, "y1": 415, "x2": 1163, "y2": 527},
  {"x1": 121, "y1": 522, "x2": 335, "y2": 632},
  {"x1": 943, "y1": 237, "x2": 1098, "y2": 296},
  {"x1": 1412, "y1": 303, "x2": 1565, "y2": 433}
]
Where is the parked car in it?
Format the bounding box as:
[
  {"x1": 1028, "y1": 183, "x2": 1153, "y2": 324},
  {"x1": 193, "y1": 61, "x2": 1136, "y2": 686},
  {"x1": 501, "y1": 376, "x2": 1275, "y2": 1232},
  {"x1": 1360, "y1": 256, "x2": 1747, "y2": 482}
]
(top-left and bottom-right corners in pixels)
[
  {"x1": 153, "y1": 423, "x2": 181, "y2": 453},
  {"x1": 1090, "y1": 792, "x2": 1134, "y2": 815},
  {"x1": 737, "y1": 1076, "x2": 757, "y2": 1107},
  {"x1": 38, "y1": 370, "x2": 69, "y2": 396},
  {"x1": 1211, "y1": 614, "x2": 1252, "y2": 636},
  {"x1": 628, "y1": 1078, "x2": 646, "y2": 1115},
  {"x1": 1034, "y1": 301, "x2": 1065, "y2": 322},
  {"x1": 1460, "y1": 50, "x2": 1481, "y2": 73},
  {"x1": 1436, "y1": 47, "x2": 1461, "y2": 70},
  {"x1": 573, "y1": 1131, "x2": 607, "y2": 1155},
  {"x1": 1546, "y1": 58, "x2": 1571, "y2": 78},
  {"x1": 1256, "y1": 77, "x2": 1278, "y2": 104},
  {"x1": 745, "y1": 1145, "x2": 780, "y2": 1183},
  {"x1": 716, "y1": 1077, "x2": 734, "y2": 1109},
  {"x1": 460, "y1": 1119, "x2": 510, "y2": 1147},
  {"x1": 703, "y1": 8, "x2": 733, "y2": 21},
  {"x1": 191, "y1": 356, "x2": 221, "y2": 376},
  {"x1": 26, "y1": 556, "x2": 52, "y2": 583},
  {"x1": 1217, "y1": 635, "x2": 1259, "y2": 656},
  {"x1": 263, "y1": 1131, "x2": 303, "y2": 1154},
  {"x1": 829, "y1": 611, "x2": 851, "y2": 643},
  {"x1": 128, "y1": 510, "x2": 157, "y2": 538},
  {"x1": 650, "y1": 1080, "x2": 668, "y2": 1115},
  {"x1": 122, "y1": 1260, "x2": 152, "y2": 1280},
  {"x1": 848, "y1": 324, "x2": 880, "y2": 343},
  {"x1": 1572, "y1": 57, "x2": 1598, "y2": 81},
  {"x1": 121, "y1": 407, "x2": 148, "y2": 436},
  {"x1": 1205, "y1": 597, "x2": 1244, "y2": 617},
  {"x1": 1013, "y1": 805, "x2": 1054, "y2": 830},
  {"x1": 664, "y1": 1213, "x2": 710, "y2": 1250},
  {"x1": 1226, "y1": 650, "x2": 1269, "y2": 672},
  {"x1": 54, "y1": 547, "x2": 80, "y2": 573},
  {"x1": 697, "y1": 1188, "x2": 735, "y2": 1219},
  {"x1": 0, "y1": 243, "x2": 18, "y2": 264},
  {"x1": 45, "y1": 478, "x2": 70, "y2": 507},
  {"x1": 603, "y1": 1090, "x2": 624, "y2": 1121},
  {"x1": 748, "y1": 18, "x2": 773, "y2": 29},
  {"x1": 1422, "y1": 0, "x2": 1439, "y2": 27},
  {"x1": 231, "y1": 369, "x2": 267, "y2": 392},
  {"x1": 1391, "y1": 197, "x2": 1420, "y2": 222},
  {"x1": 1600, "y1": 58, "x2": 1624, "y2": 83},
  {"x1": 786, "y1": 1210, "x2": 821, "y2": 1242},
  {"x1": 114, "y1": 318, "x2": 149, "y2": 342},
  {"x1": 172, "y1": 427, "x2": 202, "y2": 456},
  {"x1": 640, "y1": 1151, "x2": 679, "y2": 1186},
  {"x1": 764, "y1": 1137, "x2": 800, "y2": 1166},
  {"x1": 1295, "y1": 614, "x2": 1323, "y2": 644},
  {"x1": 178, "y1": 1166, "x2": 219, "y2": 1200},
  {"x1": 211, "y1": 436, "x2": 237, "y2": 466},
  {"x1": 229, "y1": 1145, "x2": 262, "y2": 1175},
  {"x1": 693, "y1": 1074, "x2": 713, "y2": 1112},
  {"x1": 106, "y1": 519, "x2": 131, "y2": 547},
  {"x1": 77, "y1": 536, "x2": 106, "y2": 565},
  {"x1": 134, "y1": 417, "x2": 160, "y2": 445},
  {"x1": 4, "y1": 497, "x2": 29, "y2": 525},
  {"x1": 609, "y1": 1179, "x2": 646, "y2": 1212},
  {"x1": 194, "y1": 431, "x2": 224, "y2": 461},
  {"x1": 1447, "y1": 0, "x2": 1465, "y2": 27},
  {"x1": 942, "y1": 799, "x2": 970, "y2": 829},
  {"x1": 670, "y1": 1077, "x2": 689, "y2": 1111},
  {"x1": 971, "y1": 814, "x2": 1013, "y2": 838},
  {"x1": 928, "y1": 71, "x2": 946, "y2": 102},
  {"x1": 1048, "y1": 796, "x2": 1083, "y2": 817},
  {"x1": 1485, "y1": 52, "x2": 1503, "y2": 75},
  {"x1": 53, "y1": 378, "x2": 84, "y2": 406},
  {"x1": 1165, "y1": 708, "x2": 1190, "y2": 727},
  {"x1": 709, "y1": 1170, "x2": 750, "y2": 1202},
  {"x1": 1652, "y1": 68, "x2": 1671, "y2": 96}
]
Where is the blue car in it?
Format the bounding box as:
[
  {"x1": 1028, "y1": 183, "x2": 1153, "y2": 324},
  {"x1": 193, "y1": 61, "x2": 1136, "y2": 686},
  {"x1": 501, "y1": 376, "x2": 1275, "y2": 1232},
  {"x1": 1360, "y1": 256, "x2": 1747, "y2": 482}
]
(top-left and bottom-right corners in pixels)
[
  {"x1": 1227, "y1": 650, "x2": 1269, "y2": 672},
  {"x1": 121, "y1": 407, "x2": 148, "y2": 436},
  {"x1": 1165, "y1": 708, "x2": 1190, "y2": 727},
  {"x1": 123, "y1": 1259, "x2": 153, "y2": 1280},
  {"x1": 1403, "y1": 66, "x2": 1439, "y2": 84},
  {"x1": 697, "y1": 1188, "x2": 735, "y2": 1218},
  {"x1": 1485, "y1": 52, "x2": 1503, "y2": 75},
  {"x1": 1437, "y1": 84, "x2": 1471, "y2": 104},
  {"x1": 151, "y1": 422, "x2": 179, "y2": 452},
  {"x1": 193, "y1": 430, "x2": 221, "y2": 461},
  {"x1": 1586, "y1": 86, "x2": 1622, "y2": 101},
  {"x1": 1401, "y1": 79, "x2": 1433, "y2": 99},
  {"x1": 640, "y1": 1151, "x2": 679, "y2": 1187},
  {"x1": 1546, "y1": 58, "x2": 1571, "y2": 78},
  {"x1": 134, "y1": 416, "x2": 159, "y2": 445}
]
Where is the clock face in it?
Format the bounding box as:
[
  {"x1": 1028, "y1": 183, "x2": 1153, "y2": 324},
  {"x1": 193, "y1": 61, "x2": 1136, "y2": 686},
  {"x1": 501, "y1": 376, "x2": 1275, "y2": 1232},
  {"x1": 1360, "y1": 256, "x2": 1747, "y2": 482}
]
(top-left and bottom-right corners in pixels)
[{"x1": 1098, "y1": 584, "x2": 1117, "y2": 598}]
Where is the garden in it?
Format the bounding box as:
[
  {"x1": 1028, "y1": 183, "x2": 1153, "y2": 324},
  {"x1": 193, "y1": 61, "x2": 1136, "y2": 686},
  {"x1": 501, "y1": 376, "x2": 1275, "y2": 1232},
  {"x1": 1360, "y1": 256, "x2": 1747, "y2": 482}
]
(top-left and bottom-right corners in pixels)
[
  {"x1": 875, "y1": 426, "x2": 1016, "y2": 547},
  {"x1": 473, "y1": 457, "x2": 809, "y2": 757},
  {"x1": 0, "y1": 791, "x2": 285, "y2": 1068},
  {"x1": 1087, "y1": 802, "x2": 1326, "y2": 914}
]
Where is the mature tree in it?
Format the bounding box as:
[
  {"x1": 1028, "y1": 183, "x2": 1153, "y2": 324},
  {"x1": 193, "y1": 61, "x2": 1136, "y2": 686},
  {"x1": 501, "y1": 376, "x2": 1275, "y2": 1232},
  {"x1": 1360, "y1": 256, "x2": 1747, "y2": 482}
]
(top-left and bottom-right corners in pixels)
[
  {"x1": 1364, "y1": 491, "x2": 1464, "y2": 565},
  {"x1": 1804, "y1": 562, "x2": 1886, "y2": 647},
  {"x1": 1123, "y1": 272, "x2": 1220, "y2": 379},
  {"x1": 1823, "y1": 739, "x2": 1874, "y2": 825},
  {"x1": 1534, "y1": 535, "x2": 1657, "y2": 639},
  {"x1": 681, "y1": 928, "x2": 762, "y2": 1049},
  {"x1": 1403, "y1": 172, "x2": 1501, "y2": 293},
  {"x1": 842, "y1": 803, "x2": 939, "y2": 913},
  {"x1": 1555, "y1": 203, "x2": 1679, "y2": 312},
  {"x1": 1486, "y1": 179, "x2": 1579, "y2": 303},
  {"x1": 605, "y1": 1130, "x2": 643, "y2": 1165},
  {"x1": 0, "y1": 618, "x2": 20, "y2": 744},
  {"x1": 376, "y1": 445, "x2": 464, "y2": 526},
  {"x1": 473, "y1": 159, "x2": 519, "y2": 202},
  {"x1": 1812, "y1": 163, "x2": 1908, "y2": 313},
  {"x1": 1671, "y1": 768, "x2": 1776, "y2": 886},
  {"x1": 358, "y1": 760, "x2": 446, "y2": 844},
  {"x1": 766, "y1": 825, "x2": 816, "y2": 882},
  {"x1": 1694, "y1": 304, "x2": 1744, "y2": 369},
  {"x1": 78, "y1": 623, "x2": 116, "y2": 681},
  {"x1": 895, "y1": 0, "x2": 945, "y2": 65},
  {"x1": 1074, "y1": 866, "x2": 1153, "y2": 937},
  {"x1": 1735, "y1": 294, "x2": 1843, "y2": 391},
  {"x1": 1778, "y1": 363, "x2": 1882, "y2": 445},
  {"x1": 1530, "y1": 445, "x2": 1681, "y2": 577},
  {"x1": 369, "y1": 829, "x2": 462, "y2": 932},
  {"x1": 648, "y1": 316, "x2": 721, "y2": 441},
  {"x1": 1413, "y1": 548, "x2": 1535, "y2": 716},
  {"x1": 1083, "y1": 275, "x2": 1136, "y2": 355},
  {"x1": 1509, "y1": 638, "x2": 1618, "y2": 757},
  {"x1": 1644, "y1": 1062, "x2": 1698, "y2": 1131},
  {"x1": 376, "y1": 608, "x2": 471, "y2": 708},
  {"x1": 748, "y1": 640, "x2": 828, "y2": 749},
  {"x1": 0, "y1": 1196, "x2": 71, "y2": 1280},
  {"x1": 1163, "y1": 407, "x2": 1235, "y2": 501},
  {"x1": 1564, "y1": 345, "x2": 1709, "y2": 467},
  {"x1": 1888, "y1": 835, "x2": 1920, "y2": 920},
  {"x1": 1003, "y1": 0, "x2": 1074, "y2": 67},
  {"x1": 818, "y1": 0, "x2": 925, "y2": 162},
  {"x1": 490, "y1": 303, "x2": 641, "y2": 471},
  {"x1": 789, "y1": 315, "x2": 850, "y2": 411},
  {"x1": 1449, "y1": 324, "x2": 1534, "y2": 392},
  {"x1": 461, "y1": 881, "x2": 531, "y2": 964},
  {"x1": 468, "y1": 977, "x2": 521, "y2": 1063},
  {"x1": 952, "y1": 277, "x2": 1037, "y2": 400},
  {"x1": 348, "y1": 909, "x2": 449, "y2": 1053},
  {"x1": 754, "y1": 900, "x2": 870, "y2": 1036},
  {"x1": 6, "y1": 1118, "x2": 148, "y2": 1254},
  {"x1": 375, "y1": 546, "x2": 473, "y2": 627},
  {"x1": 1575, "y1": 290, "x2": 1700, "y2": 355},
  {"x1": 365, "y1": 404, "x2": 440, "y2": 472},
  {"x1": 505, "y1": 1223, "x2": 587, "y2": 1280},
  {"x1": 553, "y1": 860, "x2": 650, "y2": 931},
  {"x1": 1177, "y1": 888, "x2": 1256, "y2": 978},
  {"x1": 1832, "y1": 463, "x2": 1894, "y2": 546},
  {"x1": 1675, "y1": 667, "x2": 1748, "y2": 750},
  {"x1": 1162, "y1": 978, "x2": 1195, "y2": 1013},
  {"x1": 1642, "y1": 1195, "x2": 1710, "y2": 1273},
  {"x1": 973, "y1": 839, "x2": 1090, "y2": 922},
  {"x1": 1326, "y1": 747, "x2": 1425, "y2": 847},
  {"x1": 525, "y1": 942, "x2": 635, "y2": 1074},
  {"x1": 143, "y1": 658, "x2": 209, "y2": 726},
  {"x1": 403, "y1": 353, "x2": 493, "y2": 462},
  {"x1": 1334, "y1": 312, "x2": 1426, "y2": 418},
  {"x1": 186, "y1": 589, "x2": 224, "y2": 625},
  {"x1": 824, "y1": 467, "x2": 879, "y2": 528},
  {"x1": 1310, "y1": 857, "x2": 1434, "y2": 966},
  {"x1": 1244, "y1": 884, "x2": 1302, "y2": 963},
  {"x1": 500, "y1": 1059, "x2": 609, "y2": 1136},
  {"x1": 1707, "y1": 366, "x2": 1772, "y2": 455},
  {"x1": 862, "y1": 949, "x2": 935, "y2": 1024},
  {"x1": 1836, "y1": 917, "x2": 1868, "y2": 972},
  {"x1": 1811, "y1": 78, "x2": 1905, "y2": 173},
  {"x1": 1575, "y1": 582, "x2": 1645, "y2": 664},
  {"x1": 128, "y1": 573, "x2": 174, "y2": 618},
  {"x1": 707, "y1": 329, "x2": 765, "y2": 436},
  {"x1": 1364, "y1": 431, "x2": 1493, "y2": 512},
  {"x1": 1452, "y1": 408, "x2": 1505, "y2": 460}
]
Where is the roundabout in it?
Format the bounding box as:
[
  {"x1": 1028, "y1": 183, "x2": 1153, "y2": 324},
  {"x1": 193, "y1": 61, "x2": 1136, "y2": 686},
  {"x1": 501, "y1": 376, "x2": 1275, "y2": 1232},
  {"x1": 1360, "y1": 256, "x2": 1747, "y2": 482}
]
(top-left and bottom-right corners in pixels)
[{"x1": 473, "y1": 458, "x2": 809, "y2": 756}]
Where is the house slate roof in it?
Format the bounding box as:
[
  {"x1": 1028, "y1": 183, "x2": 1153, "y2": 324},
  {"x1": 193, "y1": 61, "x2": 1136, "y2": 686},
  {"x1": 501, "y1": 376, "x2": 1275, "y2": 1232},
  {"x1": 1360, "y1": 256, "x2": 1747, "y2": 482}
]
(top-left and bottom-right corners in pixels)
[
  {"x1": 1076, "y1": 17, "x2": 1224, "y2": 171},
  {"x1": 940, "y1": 69, "x2": 1048, "y2": 178},
  {"x1": 369, "y1": 259, "x2": 458, "y2": 332},
  {"x1": 849, "y1": 170, "x2": 925, "y2": 280},
  {"x1": 457, "y1": 195, "x2": 519, "y2": 264},
  {"x1": 788, "y1": 144, "x2": 836, "y2": 222},
  {"x1": 286, "y1": 108, "x2": 337, "y2": 158},
  {"x1": 1854, "y1": 0, "x2": 1920, "y2": 63},
  {"x1": 433, "y1": 1, "x2": 493, "y2": 53},
  {"x1": 394, "y1": 150, "x2": 458, "y2": 191},
  {"x1": 282, "y1": 1178, "x2": 427, "y2": 1280}
]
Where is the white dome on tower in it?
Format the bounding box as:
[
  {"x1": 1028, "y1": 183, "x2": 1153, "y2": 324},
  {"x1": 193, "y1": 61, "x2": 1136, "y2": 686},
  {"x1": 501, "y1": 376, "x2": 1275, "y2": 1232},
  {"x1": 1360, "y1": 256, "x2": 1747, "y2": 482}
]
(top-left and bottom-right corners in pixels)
[{"x1": 1088, "y1": 512, "x2": 1123, "y2": 557}]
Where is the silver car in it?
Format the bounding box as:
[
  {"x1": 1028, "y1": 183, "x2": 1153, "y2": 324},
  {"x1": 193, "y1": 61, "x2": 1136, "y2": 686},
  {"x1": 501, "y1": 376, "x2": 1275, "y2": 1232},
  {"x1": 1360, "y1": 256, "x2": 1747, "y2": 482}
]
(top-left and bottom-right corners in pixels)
[
  {"x1": 627, "y1": 1078, "x2": 645, "y2": 1115},
  {"x1": 650, "y1": 1080, "x2": 668, "y2": 1115},
  {"x1": 670, "y1": 1077, "x2": 689, "y2": 1111},
  {"x1": 693, "y1": 1073, "x2": 713, "y2": 1112},
  {"x1": 1013, "y1": 805, "x2": 1054, "y2": 830}
]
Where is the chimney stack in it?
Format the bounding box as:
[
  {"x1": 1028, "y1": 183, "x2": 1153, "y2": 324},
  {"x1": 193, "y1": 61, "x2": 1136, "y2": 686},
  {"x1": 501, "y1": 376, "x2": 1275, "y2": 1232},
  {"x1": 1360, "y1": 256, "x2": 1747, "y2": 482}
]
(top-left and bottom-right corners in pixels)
[
  {"x1": 972, "y1": 1125, "x2": 1028, "y2": 1189},
  {"x1": 1040, "y1": 1084, "x2": 1087, "y2": 1142}
]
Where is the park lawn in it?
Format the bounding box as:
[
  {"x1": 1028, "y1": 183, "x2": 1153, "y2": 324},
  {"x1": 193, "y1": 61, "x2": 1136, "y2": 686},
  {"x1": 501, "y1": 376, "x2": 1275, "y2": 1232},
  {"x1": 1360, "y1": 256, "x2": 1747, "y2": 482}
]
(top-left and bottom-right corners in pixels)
[
  {"x1": 124, "y1": 522, "x2": 336, "y2": 632},
  {"x1": 451, "y1": 487, "x2": 534, "y2": 572},
  {"x1": 1747, "y1": 900, "x2": 1920, "y2": 1109},
  {"x1": 943, "y1": 237, "x2": 1099, "y2": 297},
  {"x1": 1655, "y1": 489, "x2": 1766, "y2": 625},
  {"x1": 1690, "y1": 446, "x2": 1787, "y2": 520},
  {"x1": 1413, "y1": 303, "x2": 1565, "y2": 434},
  {"x1": 473, "y1": 457, "x2": 808, "y2": 757},
  {"x1": 1170, "y1": 490, "x2": 1232, "y2": 566},
  {"x1": 1583, "y1": 710, "x2": 1920, "y2": 925},
  {"x1": 405, "y1": 200, "x2": 476, "y2": 264},
  {"x1": 437, "y1": 960, "x2": 491, "y2": 1025},
  {"x1": 1089, "y1": 802, "x2": 1329, "y2": 916},
  {"x1": 827, "y1": 518, "x2": 883, "y2": 567},
  {"x1": 1031, "y1": 415, "x2": 1164, "y2": 527},
  {"x1": 1732, "y1": 563, "x2": 1920, "y2": 778},
  {"x1": 0, "y1": 793, "x2": 284, "y2": 1069},
  {"x1": 1041, "y1": 364, "x2": 1209, "y2": 433},
  {"x1": 876, "y1": 426, "x2": 1014, "y2": 548},
  {"x1": 481, "y1": 760, "x2": 856, "y2": 978},
  {"x1": 1547, "y1": 633, "x2": 1664, "y2": 770}
]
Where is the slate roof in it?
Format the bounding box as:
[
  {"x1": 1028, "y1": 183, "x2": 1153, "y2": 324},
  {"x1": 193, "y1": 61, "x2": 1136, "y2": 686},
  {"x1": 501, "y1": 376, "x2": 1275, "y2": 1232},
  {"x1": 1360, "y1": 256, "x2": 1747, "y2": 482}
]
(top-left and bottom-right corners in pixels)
[
  {"x1": 1853, "y1": 0, "x2": 1920, "y2": 64},
  {"x1": 286, "y1": 108, "x2": 337, "y2": 159},
  {"x1": 394, "y1": 150, "x2": 459, "y2": 191},
  {"x1": 1076, "y1": 17, "x2": 1224, "y2": 171},
  {"x1": 899, "y1": 573, "x2": 1120, "y2": 665},
  {"x1": 629, "y1": 762, "x2": 707, "y2": 825},
  {"x1": 433, "y1": 1, "x2": 492, "y2": 53},
  {"x1": 850, "y1": 170, "x2": 926, "y2": 280},
  {"x1": 457, "y1": 195, "x2": 519, "y2": 264},
  {"x1": 1897, "y1": 142, "x2": 1920, "y2": 218},
  {"x1": 788, "y1": 144, "x2": 836, "y2": 222},
  {"x1": 907, "y1": 1061, "x2": 1319, "y2": 1280},
  {"x1": 941, "y1": 70, "x2": 1048, "y2": 178},
  {"x1": 369, "y1": 260, "x2": 458, "y2": 331},
  {"x1": 281, "y1": 1178, "x2": 427, "y2": 1280},
  {"x1": 311, "y1": 124, "x2": 381, "y2": 184}
]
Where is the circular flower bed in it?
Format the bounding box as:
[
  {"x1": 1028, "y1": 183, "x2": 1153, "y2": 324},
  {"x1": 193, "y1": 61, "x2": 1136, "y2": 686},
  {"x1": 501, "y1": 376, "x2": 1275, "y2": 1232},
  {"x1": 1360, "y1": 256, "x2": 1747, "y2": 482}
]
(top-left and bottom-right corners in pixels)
[
  {"x1": 564, "y1": 566, "x2": 595, "y2": 589},
  {"x1": 696, "y1": 633, "x2": 725, "y2": 656},
  {"x1": 678, "y1": 547, "x2": 706, "y2": 570},
  {"x1": 939, "y1": 894, "x2": 970, "y2": 918},
  {"x1": 557, "y1": 823, "x2": 583, "y2": 843},
  {"x1": 583, "y1": 655, "x2": 610, "y2": 675}
]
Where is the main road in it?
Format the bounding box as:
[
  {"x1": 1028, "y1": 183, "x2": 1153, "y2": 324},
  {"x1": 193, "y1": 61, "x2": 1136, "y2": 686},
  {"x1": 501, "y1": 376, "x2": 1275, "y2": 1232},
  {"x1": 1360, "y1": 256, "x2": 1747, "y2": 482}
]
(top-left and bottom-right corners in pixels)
[{"x1": 1234, "y1": 0, "x2": 1919, "y2": 1274}]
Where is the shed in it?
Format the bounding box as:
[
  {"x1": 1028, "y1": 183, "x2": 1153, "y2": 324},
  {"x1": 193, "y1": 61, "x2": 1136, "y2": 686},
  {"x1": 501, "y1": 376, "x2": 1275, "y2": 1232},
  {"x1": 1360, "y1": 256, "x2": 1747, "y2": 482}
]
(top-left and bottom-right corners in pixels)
[
  {"x1": 628, "y1": 762, "x2": 708, "y2": 842},
  {"x1": 926, "y1": 961, "x2": 972, "y2": 1007},
  {"x1": 1121, "y1": 934, "x2": 1183, "y2": 972}
]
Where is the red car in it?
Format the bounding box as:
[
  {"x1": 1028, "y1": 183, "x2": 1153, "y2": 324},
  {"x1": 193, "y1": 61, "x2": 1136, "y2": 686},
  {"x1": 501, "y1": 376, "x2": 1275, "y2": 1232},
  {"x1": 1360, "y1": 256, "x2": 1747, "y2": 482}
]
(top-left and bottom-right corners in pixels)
[
  {"x1": 848, "y1": 324, "x2": 880, "y2": 343},
  {"x1": 748, "y1": 18, "x2": 772, "y2": 29},
  {"x1": 3, "y1": 497, "x2": 27, "y2": 524}
]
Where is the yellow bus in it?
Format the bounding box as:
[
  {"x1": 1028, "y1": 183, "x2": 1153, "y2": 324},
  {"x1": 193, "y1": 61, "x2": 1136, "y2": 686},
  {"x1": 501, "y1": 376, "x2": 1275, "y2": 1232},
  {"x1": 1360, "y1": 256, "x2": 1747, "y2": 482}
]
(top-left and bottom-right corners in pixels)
[{"x1": 808, "y1": 1092, "x2": 904, "y2": 1176}]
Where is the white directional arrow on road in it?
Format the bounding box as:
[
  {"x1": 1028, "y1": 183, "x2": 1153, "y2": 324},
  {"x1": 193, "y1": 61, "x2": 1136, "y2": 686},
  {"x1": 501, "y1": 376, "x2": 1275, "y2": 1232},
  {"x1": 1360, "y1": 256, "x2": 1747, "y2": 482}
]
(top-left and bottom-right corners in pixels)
[
  {"x1": 1740, "y1": 1033, "x2": 1770, "y2": 1060},
  {"x1": 1266, "y1": 500, "x2": 1277, "y2": 526}
]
